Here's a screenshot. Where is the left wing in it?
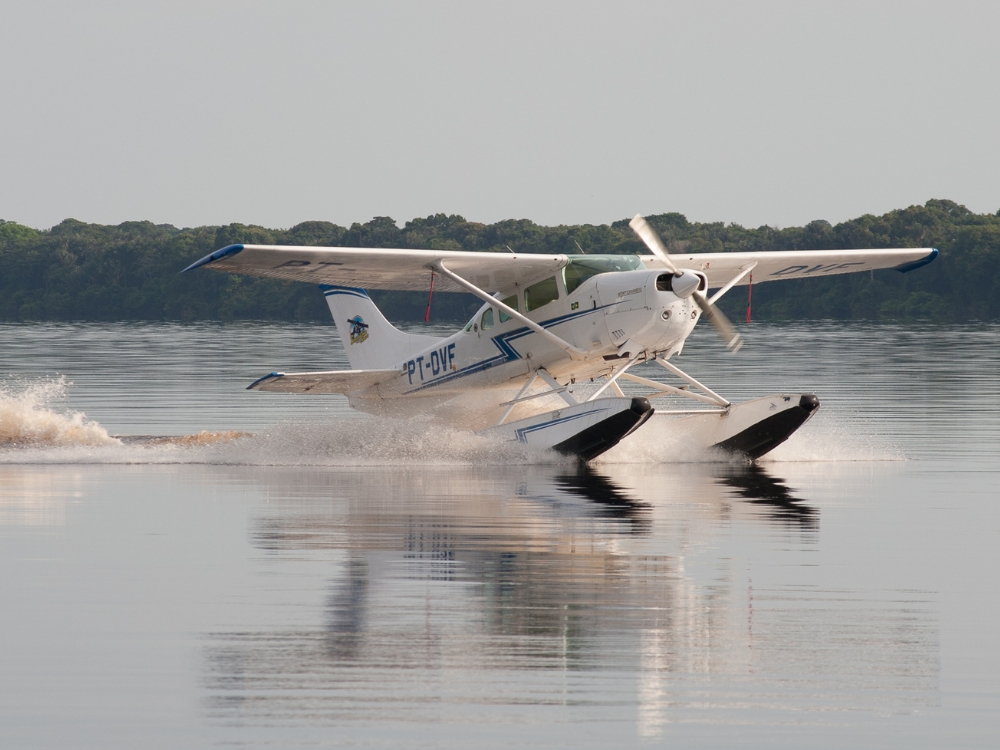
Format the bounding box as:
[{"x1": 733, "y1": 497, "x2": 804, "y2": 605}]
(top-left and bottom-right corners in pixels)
[
  {"x1": 247, "y1": 368, "x2": 398, "y2": 394},
  {"x1": 183, "y1": 244, "x2": 566, "y2": 295},
  {"x1": 652, "y1": 248, "x2": 938, "y2": 289}
]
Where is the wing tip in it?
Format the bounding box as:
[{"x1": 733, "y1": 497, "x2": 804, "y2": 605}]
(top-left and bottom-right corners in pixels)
[
  {"x1": 181, "y1": 244, "x2": 245, "y2": 273},
  {"x1": 247, "y1": 371, "x2": 284, "y2": 390},
  {"x1": 895, "y1": 248, "x2": 938, "y2": 273}
]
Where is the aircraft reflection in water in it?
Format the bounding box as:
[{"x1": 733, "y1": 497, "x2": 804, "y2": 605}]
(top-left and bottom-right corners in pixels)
[
  {"x1": 715, "y1": 464, "x2": 818, "y2": 530},
  {"x1": 203, "y1": 463, "x2": 937, "y2": 732}
]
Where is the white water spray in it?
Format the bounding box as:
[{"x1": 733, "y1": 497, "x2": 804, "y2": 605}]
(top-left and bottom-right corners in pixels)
[{"x1": 0, "y1": 378, "x2": 119, "y2": 448}]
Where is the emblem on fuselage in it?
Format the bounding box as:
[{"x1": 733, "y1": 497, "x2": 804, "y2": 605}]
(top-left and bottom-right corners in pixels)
[{"x1": 348, "y1": 315, "x2": 369, "y2": 345}]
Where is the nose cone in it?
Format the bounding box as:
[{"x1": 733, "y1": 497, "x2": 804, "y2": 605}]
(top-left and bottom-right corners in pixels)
[{"x1": 669, "y1": 270, "x2": 701, "y2": 298}]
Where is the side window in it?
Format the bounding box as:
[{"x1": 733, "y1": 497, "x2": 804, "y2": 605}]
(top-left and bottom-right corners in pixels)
[
  {"x1": 563, "y1": 263, "x2": 590, "y2": 295},
  {"x1": 498, "y1": 294, "x2": 518, "y2": 323},
  {"x1": 481, "y1": 307, "x2": 494, "y2": 330},
  {"x1": 524, "y1": 277, "x2": 559, "y2": 312}
]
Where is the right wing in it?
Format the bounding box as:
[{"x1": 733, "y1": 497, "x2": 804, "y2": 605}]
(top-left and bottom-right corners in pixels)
[
  {"x1": 247, "y1": 368, "x2": 398, "y2": 394},
  {"x1": 658, "y1": 248, "x2": 938, "y2": 288}
]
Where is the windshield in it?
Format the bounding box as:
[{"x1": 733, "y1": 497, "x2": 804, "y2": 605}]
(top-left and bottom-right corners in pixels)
[{"x1": 563, "y1": 255, "x2": 645, "y2": 294}]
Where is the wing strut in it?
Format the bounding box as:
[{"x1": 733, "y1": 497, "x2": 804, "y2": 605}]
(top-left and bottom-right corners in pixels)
[
  {"x1": 430, "y1": 261, "x2": 589, "y2": 360},
  {"x1": 708, "y1": 262, "x2": 757, "y2": 305}
]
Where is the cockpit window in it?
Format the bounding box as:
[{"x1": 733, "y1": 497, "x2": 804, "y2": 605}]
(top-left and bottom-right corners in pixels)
[
  {"x1": 481, "y1": 307, "x2": 494, "y2": 330},
  {"x1": 525, "y1": 277, "x2": 559, "y2": 312},
  {"x1": 563, "y1": 255, "x2": 645, "y2": 294}
]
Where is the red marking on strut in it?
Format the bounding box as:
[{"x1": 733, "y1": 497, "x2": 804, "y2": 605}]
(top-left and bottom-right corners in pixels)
[{"x1": 424, "y1": 271, "x2": 436, "y2": 322}]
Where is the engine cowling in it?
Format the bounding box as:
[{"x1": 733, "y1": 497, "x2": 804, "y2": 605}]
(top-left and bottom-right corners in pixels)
[{"x1": 594, "y1": 270, "x2": 703, "y2": 355}]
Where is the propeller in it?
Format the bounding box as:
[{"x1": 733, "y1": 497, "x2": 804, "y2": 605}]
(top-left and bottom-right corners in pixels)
[{"x1": 629, "y1": 214, "x2": 744, "y2": 353}]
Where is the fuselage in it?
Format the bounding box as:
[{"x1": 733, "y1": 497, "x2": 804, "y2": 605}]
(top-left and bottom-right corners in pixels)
[{"x1": 349, "y1": 257, "x2": 705, "y2": 427}]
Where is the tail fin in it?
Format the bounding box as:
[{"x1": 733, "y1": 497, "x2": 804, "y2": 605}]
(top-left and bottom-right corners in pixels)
[{"x1": 321, "y1": 285, "x2": 444, "y2": 370}]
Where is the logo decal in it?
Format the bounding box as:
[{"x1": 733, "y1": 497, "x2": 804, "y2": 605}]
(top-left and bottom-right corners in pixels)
[{"x1": 348, "y1": 315, "x2": 369, "y2": 345}]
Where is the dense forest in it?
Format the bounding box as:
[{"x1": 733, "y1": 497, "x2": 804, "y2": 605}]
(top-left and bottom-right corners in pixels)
[{"x1": 1, "y1": 199, "x2": 997, "y2": 324}]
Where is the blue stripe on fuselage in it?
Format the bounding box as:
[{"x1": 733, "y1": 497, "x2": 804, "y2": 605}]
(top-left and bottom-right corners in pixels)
[{"x1": 406, "y1": 301, "x2": 616, "y2": 393}]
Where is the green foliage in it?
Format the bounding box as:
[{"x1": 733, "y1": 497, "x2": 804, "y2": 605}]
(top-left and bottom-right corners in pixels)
[{"x1": 1, "y1": 200, "x2": 997, "y2": 323}]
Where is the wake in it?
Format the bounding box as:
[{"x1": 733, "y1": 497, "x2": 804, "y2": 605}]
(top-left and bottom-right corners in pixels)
[{"x1": 0, "y1": 378, "x2": 903, "y2": 466}]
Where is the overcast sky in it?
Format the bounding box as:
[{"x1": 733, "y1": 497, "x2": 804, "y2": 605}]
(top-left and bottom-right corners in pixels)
[{"x1": 2, "y1": 1, "x2": 998, "y2": 231}]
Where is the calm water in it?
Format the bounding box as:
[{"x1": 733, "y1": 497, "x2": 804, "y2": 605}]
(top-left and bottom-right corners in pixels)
[{"x1": 1, "y1": 321, "x2": 998, "y2": 748}]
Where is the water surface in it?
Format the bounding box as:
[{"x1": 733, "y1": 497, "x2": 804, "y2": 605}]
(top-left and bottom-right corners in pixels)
[{"x1": 1, "y1": 322, "x2": 998, "y2": 748}]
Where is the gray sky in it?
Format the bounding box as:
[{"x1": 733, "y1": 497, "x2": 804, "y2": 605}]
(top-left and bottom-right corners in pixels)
[{"x1": 2, "y1": 1, "x2": 998, "y2": 231}]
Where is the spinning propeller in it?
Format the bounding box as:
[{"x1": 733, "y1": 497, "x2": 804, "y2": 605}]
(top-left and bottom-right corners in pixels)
[{"x1": 629, "y1": 214, "x2": 744, "y2": 352}]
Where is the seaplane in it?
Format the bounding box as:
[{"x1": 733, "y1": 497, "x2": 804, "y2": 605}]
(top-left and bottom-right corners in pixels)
[{"x1": 182, "y1": 216, "x2": 937, "y2": 461}]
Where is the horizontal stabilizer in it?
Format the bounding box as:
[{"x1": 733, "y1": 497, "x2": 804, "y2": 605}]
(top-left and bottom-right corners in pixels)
[{"x1": 247, "y1": 368, "x2": 398, "y2": 394}]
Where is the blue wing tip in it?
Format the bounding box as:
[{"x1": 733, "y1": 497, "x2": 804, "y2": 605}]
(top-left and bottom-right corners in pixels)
[
  {"x1": 181, "y1": 244, "x2": 245, "y2": 273},
  {"x1": 895, "y1": 248, "x2": 938, "y2": 273},
  {"x1": 319, "y1": 284, "x2": 370, "y2": 296},
  {"x1": 247, "y1": 371, "x2": 284, "y2": 390}
]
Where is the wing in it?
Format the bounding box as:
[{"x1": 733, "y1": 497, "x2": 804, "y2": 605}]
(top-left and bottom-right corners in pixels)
[
  {"x1": 247, "y1": 368, "x2": 398, "y2": 394},
  {"x1": 648, "y1": 248, "x2": 938, "y2": 288},
  {"x1": 183, "y1": 244, "x2": 566, "y2": 295},
  {"x1": 184, "y1": 242, "x2": 937, "y2": 294}
]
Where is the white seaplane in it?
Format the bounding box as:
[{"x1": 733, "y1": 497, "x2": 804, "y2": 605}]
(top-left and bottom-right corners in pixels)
[{"x1": 183, "y1": 216, "x2": 937, "y2": 461}]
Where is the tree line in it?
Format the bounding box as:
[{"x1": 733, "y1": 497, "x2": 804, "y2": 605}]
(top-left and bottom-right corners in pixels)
[{"x1": 1, "y1": 199, "x2": 997, "y2": 324}]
